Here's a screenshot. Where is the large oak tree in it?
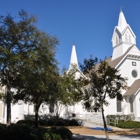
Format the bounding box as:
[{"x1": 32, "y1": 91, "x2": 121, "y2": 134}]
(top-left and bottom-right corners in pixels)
[{"x1": 0, "y1": 10, "x2": 58, "y2": 126}]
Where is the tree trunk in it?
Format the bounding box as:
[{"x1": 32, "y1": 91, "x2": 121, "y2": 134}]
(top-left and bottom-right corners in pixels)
[
  {"x1": 35, "y1": 104, "x2": 39, "y2": 128},
  {"x1": 6, "y1": 86, "x2": 11, "y2": 126},
  {"x1": 101, "y1": 107, "x2": 109, "y2": 140}
]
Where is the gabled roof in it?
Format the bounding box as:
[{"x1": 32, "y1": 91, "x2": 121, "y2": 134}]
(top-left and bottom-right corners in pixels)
[
  {"x1": 124, "y1": 79, "x2": 140, "y2": 96},
  {"x1": 105, "y1": 45, "x2": 134, "y2": 68},
  {"x1": 105, "y1": 45, "x2": 140, "y2": 97},
  {"x1": 112, "y1": 10, "x2": 136, "y2": 42},
  {"x1": 94, "y1": 45, "x2": 134, "y2": 71},
  {"x1": 121, "y1": 25, "x2": 136, "y2": 38}
]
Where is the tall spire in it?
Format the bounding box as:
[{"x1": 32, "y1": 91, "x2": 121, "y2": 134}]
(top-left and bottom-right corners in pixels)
[
  {"x1": 69, "y1": 44, "x2": 79, "y2": 70},
  {"x1": 111, "y1": 10, "x2": 136, "y2": 60},
  {"x1": 118, "y1": 10, "x2": 127, "y2": 32}
]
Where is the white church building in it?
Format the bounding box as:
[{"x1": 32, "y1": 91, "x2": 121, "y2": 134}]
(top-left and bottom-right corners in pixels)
[{"x1": 0, "y1": 10, "x2": 140, "y2": 124}]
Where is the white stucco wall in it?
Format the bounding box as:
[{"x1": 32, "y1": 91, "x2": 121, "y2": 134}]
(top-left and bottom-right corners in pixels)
[{"x1": 117, "y1": 58, "x2": 140, "y2": 87}]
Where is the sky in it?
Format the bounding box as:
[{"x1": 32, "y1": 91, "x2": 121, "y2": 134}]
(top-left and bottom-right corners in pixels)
[{"x1": 1, "y1": 0, "x2": 140, "y2": 70}]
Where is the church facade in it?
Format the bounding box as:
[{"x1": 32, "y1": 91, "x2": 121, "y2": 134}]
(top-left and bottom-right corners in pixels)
[
  {"x1": 106, "y1": 10, "x2": 140, "y2": 121},
  {"x1": 0, "y1": 10, "x2": 140, "y2": 124},
  {"x1": 67, "y1": 10, "x2": 140, "y2": 122}
]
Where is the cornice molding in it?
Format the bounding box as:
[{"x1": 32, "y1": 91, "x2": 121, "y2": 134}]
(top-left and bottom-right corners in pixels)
[{"x1": 127, "y1": 54, "x2": 140, "y2": 60}]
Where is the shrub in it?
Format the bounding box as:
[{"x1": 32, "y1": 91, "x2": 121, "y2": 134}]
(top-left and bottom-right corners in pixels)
[
  {"x1": 47, "y1": 119, "x2": 55, "y2": 126},
  {"x1": 55, "y1": 120, "x2": 66, "y2": 126},
  {"x1": 0, "y1": 123, "x2": 6, "y2": 139},
  {"x1": 107, "y1": 114, "x2": 135, "y2": 126},
  {"x1": 24, "y1": 115, "x2": 35, "y2": 120},
  {"x1": 52, "y1": 133, "x2": 61, "y2": 140},
  {"x1": 3, "y1": 124, "x2": 35, "y2": 140},
  {"x1": 43, "y1": 132, "x2": 51, "y2": 140},
  {"x1": 17, "y1": 119, "x2": 35, "y2": 125},
  {"x1": 38, "y1": 120, "x2": 48, "y2": 126},
  {"x1": 0, "y1": 124, "x2": 72, "y2": 140},
  {"x1": 0, "y1": 123, "x2": 6, "y2": 131},
  {"x1": 68, "y1": 119, "x2": 79, "y2": 126},
  {"x1": 117, "y1": 121, "x2": 140, "y2": 128},
  {"x1": 57, "y1": 127, "x2": 72, "y2": 140}
]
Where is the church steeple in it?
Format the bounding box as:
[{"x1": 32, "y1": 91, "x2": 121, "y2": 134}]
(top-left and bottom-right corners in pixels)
[
  {"x1": 111, "y1": 10, "x2": 136, "y2": 60},
  {"x1": 118, "y1": 10, "x2": 127, "y2": 32},
  {"x1": 69, "y1": 44, "x2": 79, "y2": 70}
]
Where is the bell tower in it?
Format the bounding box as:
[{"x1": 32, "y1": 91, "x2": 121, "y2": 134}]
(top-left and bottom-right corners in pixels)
[{"x1": 111, "y1": 10, "x2": 136, "y2": 60}]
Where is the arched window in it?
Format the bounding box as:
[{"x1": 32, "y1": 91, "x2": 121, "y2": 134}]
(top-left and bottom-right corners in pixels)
[{"x1": 129, "y1": 97, "x2": 133, "y2": 113}]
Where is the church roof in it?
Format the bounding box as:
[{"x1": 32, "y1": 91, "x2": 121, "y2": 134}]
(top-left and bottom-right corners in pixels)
[
  {"x1": 124, "y1": 79, "x2": 140, "y2": 96},
  {"x1": 105, "y1": 45, "x2": 140, "y2": 97},
  {"x1": 94, "y1": 45, "x2": 140, "y2": 97},
  {"x1": 105, "y1": 45, "x2": 134, "y2": 68}
]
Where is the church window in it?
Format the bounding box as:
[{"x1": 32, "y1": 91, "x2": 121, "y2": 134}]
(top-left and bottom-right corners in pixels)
[
  {"x1": 119, "y1": 36, "x2": 121, "y2": 43},
  {"x1": 132, "y1": 62, "x2": 136, "y2": 66},
  {"x1": 131, "y1": 70, "x2": 137, "y2": 78},
  {"x1": 129, "y1": 97, "x2": 133, "y2": 113},
  {"x1": 116, "y1": 98, "x2": 121, "y2": 112},
  {"x1": 116, "y1": 36, "x2": 119, "y2": 45}
]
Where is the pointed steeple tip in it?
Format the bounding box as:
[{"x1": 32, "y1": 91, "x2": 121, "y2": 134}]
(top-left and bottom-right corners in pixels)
[
  {"x1": 69, "y1": 44, "x2": 79, "y2": 70},
  {"x1": 120, "y1": 6, "x2": 124, "y2": 12},
  {"x1": 118, "y1": 9, "x2": 127, "y2": 32}
]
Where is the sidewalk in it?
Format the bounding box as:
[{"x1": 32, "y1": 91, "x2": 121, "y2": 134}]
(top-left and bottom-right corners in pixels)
[
  {"x1": 72, "y1": 120, "x2": 140, "y2": 140},
  {"x1": 83, "y1": 120, "x2": 124, "y2": 131},
  {"x1": 73, "y1": 134, "x2": 140, "y2": 140}
]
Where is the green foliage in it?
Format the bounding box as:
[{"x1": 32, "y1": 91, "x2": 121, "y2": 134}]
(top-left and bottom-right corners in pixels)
[
  {"x1": 47, "y1": 119, "x2": 55, "y2": 126},
  {"x1": 117, "y1": 121, "x2": 140, "y2": 128},
  {"x1": 38, "y1": 120, "x2": 48, "y2": 126},
  {"x1": 17, "y1": 117, "x2": 81, "y2": 127},
  {"x1": 17, "y1": 120, "x2": 35, "y2": 125},
  {"x1": 81, "y1": 59, "x2": 127, "y2": 112},
  {"x1": 107, "y1": 114, "x2": 135, "y2": 126},
  {"x1": 55, "y1": 120, "x2": 66, "y2": 126},
  {"x1": 57, "y1": 127, "x2": 73, "y2": 140},
  {"x1": 0, "y1": 123, "x2": 6, "y2": 135},
  {"x1": 0, "y1": 10, "x2": 39, "y2": 125},
  {"x1": 80, "y1": 57, "x2": 128, "y2": 139},
  {"x1": 24, "y1": 115, "x2": 35, "y2": 120},
  {"x1": 68, "y1": 119, "x2": 79, "y2": 126},
  {"x1": 50, "y1": 67, "x2": 85, "y2": 118},
  {"x1": 0, "y1": 124, "x2": 36, "y2": 140},
  {"x1": 44, "y1": 132, "x2": 51, "y2": 140},
  {"x1": 0, "y1": 123, "x2": 73, "y2": 140},
  {"x1": 52, "y1": 133, "x2": 61, "y2": 140},
  {"x1": 0, "y1": 10, "x2": 59, "y2": 126}
]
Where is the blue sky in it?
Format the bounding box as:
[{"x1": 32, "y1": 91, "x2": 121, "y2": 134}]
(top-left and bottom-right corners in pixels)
[{"x1": 1, "y1": 0, "x2": 140, "y2": 70}]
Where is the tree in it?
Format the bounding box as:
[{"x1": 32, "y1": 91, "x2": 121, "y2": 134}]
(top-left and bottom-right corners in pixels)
[
  {"x1": 13, "y1": 24, "x2": 59, "y2": 128},
  {"x1": 0, "y1": 10, "x2": 58, "y2": 126},
  {"x1": 50, "y1": 66, "x2": 85, "y2": 118},
  {"x1": 0, "y1": 10, "x2": 37, "y2": 126},
  {"x1": 80, "y1": 57, "x2": 127, "y2": 140}
]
